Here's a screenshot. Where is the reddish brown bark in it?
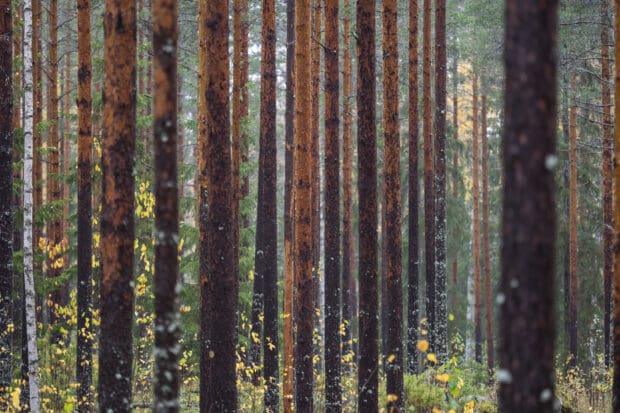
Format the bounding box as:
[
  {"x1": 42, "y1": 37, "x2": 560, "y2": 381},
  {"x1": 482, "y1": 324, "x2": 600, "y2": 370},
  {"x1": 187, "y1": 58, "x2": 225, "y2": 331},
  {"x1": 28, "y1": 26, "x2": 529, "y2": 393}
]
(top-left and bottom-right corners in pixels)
[
  {"x1": 324, "y1": 0, "x2": 340, "y2": 409},
  {"x1": 98, "y1": 0, "x2": 137, "y2": 410},
  {"x1": 294, "y1": 1, "x2": 314, "y2": 410},
  {"x1": 283, "y1": 1, "x2": 295, "y2": 410},
  {"x1": 33, "y1": 0, "x2": 42, "y2": 239},
  {"x1": 481, "y1": 94, "x2": 493, "y2": 372},
  {"x1": 407, "y1": 0, "x2": 420, "y2": 375},
  {"x1": 76, "y1": 0, "x2": 93, "y2": 409},
  {"x1": 61, "y1": 0, "x2": 71, "y2": 260},
  {"x1": 500, "y1": 1, "x2": 557, "y2": 410},
  {"x1": 383, "y1": 0, "x2": 403, "y2": 407},
  {"x1": 152, "y1": 0, "x2": 180, "y2": 408},
  {"x1": 472, "y1": 74, "x2": 482, "y2": 364},
  {"x1": 422, "y1": 0, "x2": 435, "y2": 351},
  {"x1": 199, "y1": 0, "x2": 238, "y2": 409},
  {"x1": 613, "y1": 2, "x2": 620, "y2": 409},
  {"x1": 357, "y1": 0, "x2": 378, "y2": 410}
]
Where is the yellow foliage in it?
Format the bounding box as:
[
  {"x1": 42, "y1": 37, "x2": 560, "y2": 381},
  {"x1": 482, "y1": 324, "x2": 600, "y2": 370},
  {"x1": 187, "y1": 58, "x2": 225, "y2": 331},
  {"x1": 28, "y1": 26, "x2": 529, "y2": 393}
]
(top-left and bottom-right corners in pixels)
[
  {"x1": 417, "y1": 339, "x2": 429, "y2": 352},
  {"x1": 427, "y1": 353, "x2": 437, "y2": 364}
]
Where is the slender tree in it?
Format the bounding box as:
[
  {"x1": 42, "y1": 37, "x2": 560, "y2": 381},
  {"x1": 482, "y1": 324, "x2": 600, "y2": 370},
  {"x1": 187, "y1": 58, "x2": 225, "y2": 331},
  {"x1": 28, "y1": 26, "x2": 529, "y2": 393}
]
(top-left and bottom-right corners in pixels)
[
  {"x1": 341, "y1": 0, "x2": 355, "y2": 366},
  {"x1": 481, "y1": 94, "x2": 493, "y2": 372},
  {"x1": 0, "y1": 0, "x2": 13, "y2": 406},
  {"x1": 613, "y1": 2, "x2": 620, "y2": 410},
  {"x1": 324, "y1": 0, "x2": 340, "y2": 408},
  {"x1": 357, "y1": 0, "x2": 378, "y2": 409},
  {"x1": 383, "y1": 0, "x2": 403, "y2": 407},
  {"x1": 283, "y1": 0, "x2": 295, "y2": 410},
  {"x1": 407, "y1": 0, "x2": 420, "y2": 375},
  {"x1": 33, "y1": 0, "x2": 42, "y2": 247},
  {"x1": 200, "y1": 0, "x2": 238, "y2": 409},
  {"x1": 98, "y1": 0, "x2": 137, "y2": 409},
  {"x1": 422, "y1": 0, "x2": 435, "y2": 351},
  {"x1": 434, "y1": 0, "x2": 448, "y2": 363},
  {"x1": 61, "y1": 0, "x2": 71, "y2": 253},
  {"x1": 258, "y1": 0, "x2": 279, "y2": 408},
  {"x1": 294, "y1": 1, "x2": 314, "y2": 410},
  {"x1": 451, "y1": 51, "x2": 459, "y2": 287},
  {"x1": 500, "y1": 0, "x2": 557, "y2": 410},
  {"x1": 76, "y1": 0, "x2": 93, "y2": 408},
  {"x1": 152, "y1": 0, "x2": 180, "y2": 409},
  {"x1": 601, "y1": 0, "x2": 613, "y2": 369},
  {"x1": 568, "y1": 72, "x2": 578, "y2": 368},
  {"x1": 23, "y1": 0, "x2": 41, "y2": 409},
  {"x1": 472, "y1": 74, "x2": 482, "y2": 364}
]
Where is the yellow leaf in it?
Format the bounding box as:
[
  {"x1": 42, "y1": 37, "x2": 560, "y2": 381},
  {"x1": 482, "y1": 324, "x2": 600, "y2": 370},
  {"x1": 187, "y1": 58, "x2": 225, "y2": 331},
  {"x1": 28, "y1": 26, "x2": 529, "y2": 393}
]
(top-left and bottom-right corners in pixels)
[
  {"x1": 386, "y1": 393, "x2": 399, "y2": 403},
  {"x1": 387, "y1": 354, "x2": 396, "y2": 363},
  {"x1": 417, "y1": 340, "x2": 429, "y2": 352},
  {"x1": 448, "y1": 313, "x2": 455, "y2": 321},
  {"x1": 427, "y1": 353, "x2": 437, "y2": 364},
  {"x1": 436, "y1": 373, "x2": 449, "y2": 383}
]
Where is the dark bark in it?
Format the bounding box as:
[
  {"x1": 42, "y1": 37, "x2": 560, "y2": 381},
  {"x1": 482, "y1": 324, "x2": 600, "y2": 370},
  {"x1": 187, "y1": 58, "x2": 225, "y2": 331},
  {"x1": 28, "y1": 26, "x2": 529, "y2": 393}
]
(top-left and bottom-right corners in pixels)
[
  {"x1": 324, "y1": 0, "x2": 341, "y2": 409},
  {"x1": 613, "y1": 2, "x2": 620, "y2": 410},
  {"x1": 98, "y1": 0, "x2": 137, "y2": 410},
  {"x1": 422, "y1": 0, "x2": 435, "y2": 353},
  {"x1": 0, "y1": 0, "x2": 13, "y2": 406},
  {"x1": 472, "y1": 74, "x2": 482, "y2": 364},
  {"x1": 357, "y1": 0, "x2": 378, "y2": 410},
  {"x1": 76, "y1": 0, "x2": 93, "y2": 409},
  {"x1": 500, "y1": 1, "x2": 557, "y2": 411},
  {"x1": 200, "y1": 0, "x2": 238, "y2": 410},
  {"x1": 383, "y1": 0, "x2": 403, "y2": 408},
  {"x1": 152, "y1": 0, "x2": 180, "y2": 409},
  {"x1": 434, "y1": 0, "x2": 447, "y2": 363},
  {"x1": 256, "y1": 0, "x2": 279, "y2": 408},
  {"x1": 294, "y1": 1, "x2": 314, "y2": 410},
  {"x1": 568, "y1": 72, "x2": 578, "y2": 368},
  {"x1": 407, "y1": 0, "x2": 420, "y2": 376}
]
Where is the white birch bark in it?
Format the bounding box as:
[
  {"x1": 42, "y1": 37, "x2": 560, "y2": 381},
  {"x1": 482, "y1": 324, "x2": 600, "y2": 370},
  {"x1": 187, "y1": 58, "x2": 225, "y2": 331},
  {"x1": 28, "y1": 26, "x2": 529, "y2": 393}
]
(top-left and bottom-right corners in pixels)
[{"x1": 22, "y1": 1, "x2": 40, "y2": 410}]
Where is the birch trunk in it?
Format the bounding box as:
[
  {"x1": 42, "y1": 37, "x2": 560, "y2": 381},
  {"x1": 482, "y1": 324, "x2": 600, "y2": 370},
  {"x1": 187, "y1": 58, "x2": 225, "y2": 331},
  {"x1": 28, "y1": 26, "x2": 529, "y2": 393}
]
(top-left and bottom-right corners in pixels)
[{"x1": 23, "y1": 0, "x2": 41, "y2": 409}]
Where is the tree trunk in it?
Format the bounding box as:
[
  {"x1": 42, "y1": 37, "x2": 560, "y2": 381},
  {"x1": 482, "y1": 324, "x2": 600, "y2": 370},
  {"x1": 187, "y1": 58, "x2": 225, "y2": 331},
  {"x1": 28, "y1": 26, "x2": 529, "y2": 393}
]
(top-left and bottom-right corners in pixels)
[
  {"x1": 324, "y1": 0, "x2": 340, "y2": 409},
  {"x1": 46, "y1": 0, "x2": 64, "y2": 338},
  {"x1": 357, "y1": 0, "x2": 378, "y2": 410},
  {"x1": 61, "y1": 0, "x2": 71, "y2": 265},
  {"x1": 23, "y1": 0, "x2": 41, "y2": 408},
  {"x1": 613, "y1": 2, "x2": 620, "y2": 410},
  {"x1": 283, "y1": 0, "x2": 295, "y2": 410},
  {"x1": 481, "y1": 94, "x2": 493, "y2": 372},
  {"x1": 294, "y1": 1, "x2": 314, "y2": 411},
  {"x1": 472, "y1": 74, "x2": 482, "y2": 364},
  {"x1": 568, "y1": 72, "x2": 578, "y2": 368},
  {"x1": 434, "y1": 0, "x2": 448, "y2": 363},
  {"x1": 451, "y1": 53, "x2": 459, "y2": 288},
  {"x1": 422, "y1": 0, "x2": 435, "y2": 352},
  {"x1": 257, "y1": 0, "x2": 279, "y2": 408},
  {"x1": 152, "y1": 0, "x2": 180, "y2": 410},
  {"x1": 341, "y1": 0, "x2": 355, "y2": 369},
  {"x1": 500, "y1": 1, "x2": 557, "y2": 410},
  {"x1": 76, "y1": 0, "x2": 93, "y2": 408},
  {"x1": 601, "y1": 0, "x2": 613, "y2": 369},
  {"x1": 98, "y1": 0, "x2": 136, "y2": 410},
  {"x1": 33, "y1": 0, "x2": 42, "y2": 255},
  {"x1": 383, "y1": 0, "x2": 403, "y2": 407},
  {"x1": 0, "y1": 0, "x2": 13, "y2": 406},
  {"x1": 200, "y1": 0, "x2": 238, "y2": 410},
  {"x1": 407, "y1": 0, "x2": 420, "y2": 375}
]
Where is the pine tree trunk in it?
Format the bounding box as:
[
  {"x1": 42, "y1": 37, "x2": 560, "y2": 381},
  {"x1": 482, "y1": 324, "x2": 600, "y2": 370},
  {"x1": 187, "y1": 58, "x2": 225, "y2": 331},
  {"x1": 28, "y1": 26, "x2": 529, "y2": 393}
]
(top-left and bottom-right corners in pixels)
[
  {"x1": 451, "y1": 56, "x2": 459, "y2": 287},
  {"x1": 434, "y1": 0, "x2": 448, "y2": 363},
  {"x1": 500, "y1": 1, "x2": 557, "y2": 410},
  {"x1": 341, "y1": 0, "x2": 355, "y2": 368},
  {"x1": 98, "y1": 0, "x2": 137, "y2": 410},
  {"x1": 568, "y1": 72, "x2": 578, "y2": 368},
  {"x1": 472, "y1": 74, "x2": 482, "y2": 364},
  {"x1": 407, "y1": 0, "x2": 420, "y2": 375},
  {"x1": 200, "y1": 1, "x2": 238, "y2": 410},
  {"x1": 324, "y1": 0, "x2": 340, "y2": 409},
  {"x1": 601, "y1": 0, "x2": 613, "y2": 369},
  {"x1": 152, "y1": 0, "x2": 180, "y2": 410},
  {"x1": 23, "y1": 0, "x2": 41, "y2": 408},
  {"x1": 33, "y1": 0, "x2": 42, "y2": 255},
  {"x1": 422, "y1": 0, "x2": 436, "y2": 352},
  {"x1": 294, "y1": 1, "x2": 314, "y2": 410},
  {"x1": 481, "y1": 94, "x2": 494, "y2": 372},
  {"x1": 357, "y1": 0, "x2": 378, "y2": 410},
  {"x1": 76, "y1": 0, "x2": 93, "y2": 408},
  {"x1": 382, "y1": 0, "x2": 403, "y2": 407},
  {"x1": 283, "y1": 0, "x2": 295, "y2": 410},
  {"x1": 613, "y1": 2, "x2": 620, "y2": 410},
  {"x1": 61, "y1": 0, "x2": 71, "y2": 265},
  {"x1": 0, "y1": 0, "x2": 13, "y2": 406}
]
